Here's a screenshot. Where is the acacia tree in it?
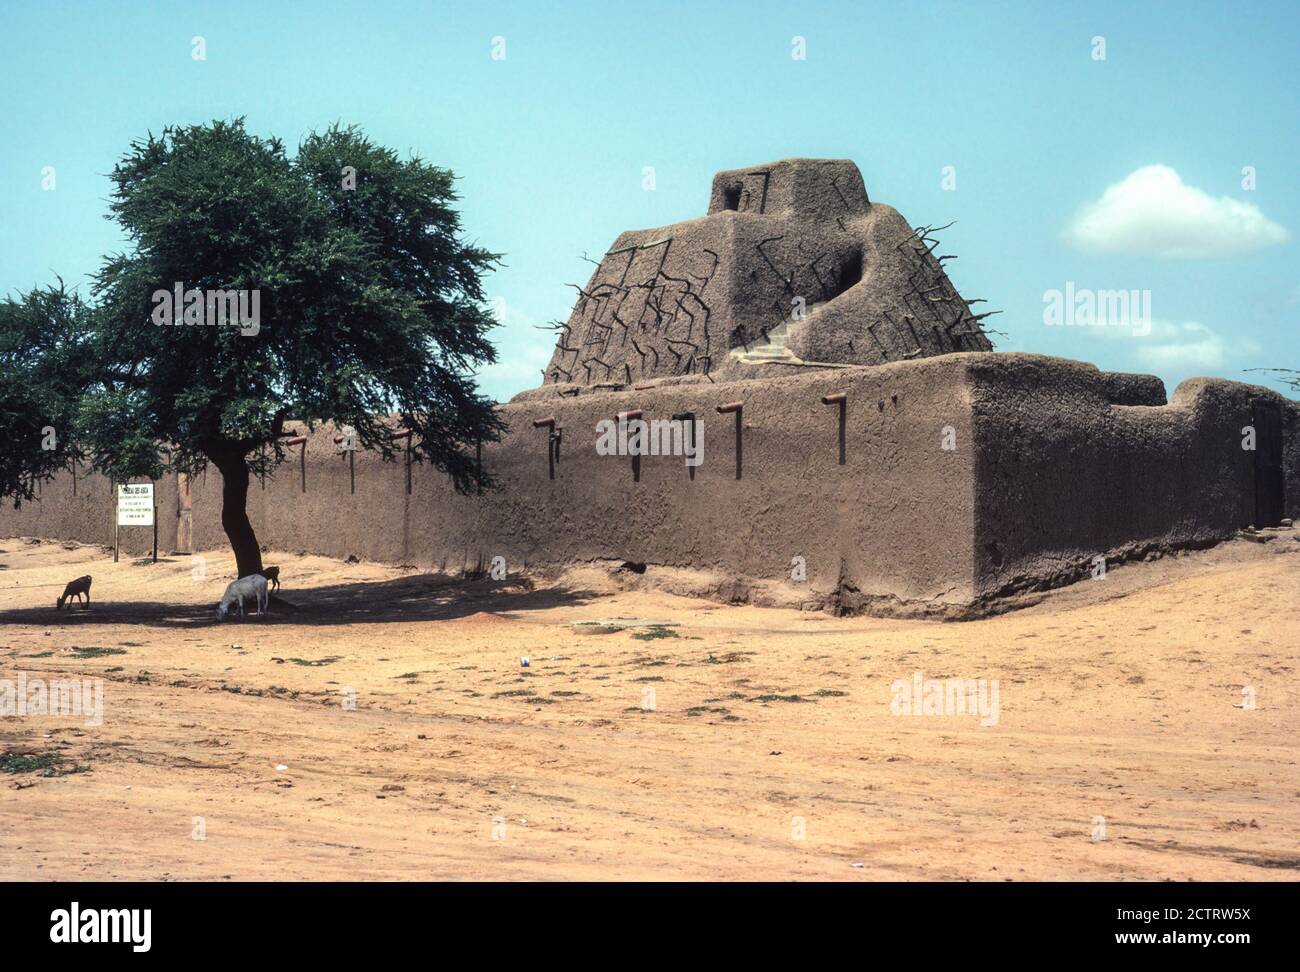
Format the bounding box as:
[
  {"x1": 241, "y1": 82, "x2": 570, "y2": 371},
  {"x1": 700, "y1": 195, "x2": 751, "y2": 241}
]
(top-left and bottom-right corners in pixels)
[
  {"x1": 0, "y1": 282, "x2": 99, "y2": 505},
  {"x1": 76, "y1": 119, "x2": 504, "y2": 577}
]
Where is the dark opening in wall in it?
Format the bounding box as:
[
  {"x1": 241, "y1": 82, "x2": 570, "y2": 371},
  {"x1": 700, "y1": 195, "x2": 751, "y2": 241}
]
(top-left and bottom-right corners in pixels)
[
  {"x1": 833, "y1": 250, "x2": 863, "y2": 297},
  {"x1": 1253, "y1": 400, "x2": 1284, "y2": 527},
  {"x1": 722, "y1": 185, "x2": 742, "y2": 211},
  {"x1": 985, "y1": 541, "x2": 1003, "y2": 568}
]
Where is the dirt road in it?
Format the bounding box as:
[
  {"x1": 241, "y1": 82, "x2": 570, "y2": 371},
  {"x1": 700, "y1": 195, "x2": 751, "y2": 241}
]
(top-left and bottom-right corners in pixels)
[{"x1": 2, "y1": 535, "x2": 1297, "y2": 880}]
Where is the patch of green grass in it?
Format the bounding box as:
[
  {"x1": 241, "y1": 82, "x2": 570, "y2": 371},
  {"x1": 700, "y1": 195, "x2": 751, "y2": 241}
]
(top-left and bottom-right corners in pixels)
[
  {"x1": 55, "y1": 763, "x2": 92, "y2": 776},
  {"x1": 633, "y1": 675, "x2": 664, "y2": 682},
  {"x1": 550, "y1": 690, "x2": 582, "y2": 697},
  {"x1": 631, "y1": 626, "x2": 679, "y2": 641},
  {"x1": 813, "y1": 689, "x2": 848, "y2": 697},
  {"x1": 686, "y1": 706, "x2": 732, "y2": 718},
  {"x1": 70, "y1": 646, "x2": 126, "y2": 658},
  {"x1": 288, "y1": 656, "x2": 342, "y2": 667},
  {"x1": 749, "y1": 694, "x2": 811, "y2": 704},
  {"x1": 1, "y1": 751, "x2": 91, "y2": 777},
  {"x1": 702, "y1": 652, "x2": 752, "y2": 665},
  {"x1": 491, "y1": 688, "x2": 555, "y2": 704},
  {"x1": 1, "y1": 752, "x2": 60, "y2": 774},
  {"x1": 25, "y1": 651, "x2": 56, "y2": 658}
]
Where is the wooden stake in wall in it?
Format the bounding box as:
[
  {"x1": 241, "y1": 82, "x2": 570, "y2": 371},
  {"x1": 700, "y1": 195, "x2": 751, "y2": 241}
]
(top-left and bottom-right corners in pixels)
[
  {"x1": 390, "y1": 429, "x2": 414, "y2": 494},
  {"x1": 672, "y1": 411, "x2": 697, "y2": 480},
  {"x1": 334, "y1": 432, "x2": 356, "y2": 494},
  {"x1": 821, "y1": 392, "x2": 847, "y2": 465},
  {"x1": 716, "y1": 401, "x2": 743, "y2": 480},
  {"x1": 532, "y1": 417, "x2": 558, "y2": 480},
  {"x1": 282, "y1": 436, "x2": 308, "y2": 492},
  {"x1": 619, "y1": 410, "x2": 643, "y2": 482}
]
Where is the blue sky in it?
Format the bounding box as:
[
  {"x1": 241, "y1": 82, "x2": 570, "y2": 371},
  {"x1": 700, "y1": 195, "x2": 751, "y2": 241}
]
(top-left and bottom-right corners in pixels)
[{"x1": 2, "y1": 0, "x2": 1296, "y2": 400}]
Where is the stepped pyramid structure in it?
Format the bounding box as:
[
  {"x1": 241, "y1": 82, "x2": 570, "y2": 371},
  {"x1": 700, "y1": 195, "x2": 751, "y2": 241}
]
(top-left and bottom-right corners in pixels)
[{"x1": 544, "y1": 158, "x2": 993, "y2": 387}]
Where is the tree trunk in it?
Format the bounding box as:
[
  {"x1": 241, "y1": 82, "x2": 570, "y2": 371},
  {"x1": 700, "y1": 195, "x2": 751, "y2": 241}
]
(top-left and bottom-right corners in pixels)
[{"x1": 208, "y1": 448, "x2": 264, "y2": 578}]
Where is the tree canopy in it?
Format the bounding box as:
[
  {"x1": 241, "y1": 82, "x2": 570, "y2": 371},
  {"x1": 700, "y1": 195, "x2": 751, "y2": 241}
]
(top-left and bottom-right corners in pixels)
[
  {"x1": 0, "y1": 282, "x2": 97, "y2": 503},
  {"x1": 1, "y1": 119, "x2": 505, "y2": 577}
]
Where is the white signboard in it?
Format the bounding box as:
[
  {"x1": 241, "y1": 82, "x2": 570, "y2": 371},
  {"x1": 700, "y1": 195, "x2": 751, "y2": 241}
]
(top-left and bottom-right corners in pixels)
[{"x1": 117, "y1": 483, "x2": 155, "y2": 527}]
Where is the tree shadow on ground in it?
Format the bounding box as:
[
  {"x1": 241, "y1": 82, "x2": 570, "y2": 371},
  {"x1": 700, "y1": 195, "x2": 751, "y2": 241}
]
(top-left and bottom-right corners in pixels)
[{"x1": 0, "y1": 573, "x2": 602, "y2": 630}]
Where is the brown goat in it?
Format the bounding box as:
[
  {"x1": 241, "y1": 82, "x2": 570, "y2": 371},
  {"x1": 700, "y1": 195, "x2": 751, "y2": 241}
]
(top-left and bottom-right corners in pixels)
[{"x1": 57, "y1": 575, "x2": 92, "y2": 610}]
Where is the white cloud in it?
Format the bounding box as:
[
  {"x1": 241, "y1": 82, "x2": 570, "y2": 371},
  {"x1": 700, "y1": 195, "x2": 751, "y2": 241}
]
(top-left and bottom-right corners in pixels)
[
  {"x1": 1064, "y1": 165, "x2": 1289, "y2": 258},
  {"x1": 476, "y1": 295, "x2": 556, "y2": 399},
  {"x1": 1130, "y1": 319, "x2": 1259, "y2": 372}
]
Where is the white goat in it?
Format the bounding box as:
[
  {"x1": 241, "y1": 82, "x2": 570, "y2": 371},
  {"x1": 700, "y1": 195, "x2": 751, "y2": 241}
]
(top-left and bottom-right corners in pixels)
[{"x1": 216, "y1": 573, "x2": 269, "y2": 621}]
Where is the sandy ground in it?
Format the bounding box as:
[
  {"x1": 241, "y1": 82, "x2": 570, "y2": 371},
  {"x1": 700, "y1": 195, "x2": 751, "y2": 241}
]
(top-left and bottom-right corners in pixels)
[{"x1": 1, "y1": 534, "x2": 1298, "y2": 881}]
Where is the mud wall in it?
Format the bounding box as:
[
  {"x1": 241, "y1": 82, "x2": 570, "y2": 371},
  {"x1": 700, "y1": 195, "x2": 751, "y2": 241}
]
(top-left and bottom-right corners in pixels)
[
  {"x1": 0, "y1": 469, "x2": 178, "y2": 558},
  {"x1": 5, "y1": 352, "x2": 1295, "y2": 614},
  {"x1": 969, "y1": 354, "x2": 1300, "y2": 599},
  {"x1": 186, "y1": 355, "x2": 982, "y2": 612}
]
